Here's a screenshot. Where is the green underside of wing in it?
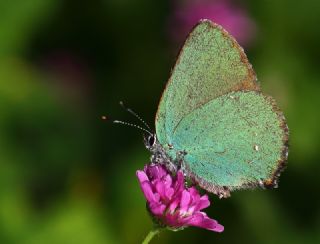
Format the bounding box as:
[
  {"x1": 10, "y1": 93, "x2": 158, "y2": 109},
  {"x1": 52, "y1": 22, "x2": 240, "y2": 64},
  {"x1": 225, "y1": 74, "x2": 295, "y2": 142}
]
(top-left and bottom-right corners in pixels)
[
  {"x1": 169, "y1": 91, "x2": 286, "y2": 190},
  {"x1": 155, "y1": 20, "x2": 287, "y2": 193}
]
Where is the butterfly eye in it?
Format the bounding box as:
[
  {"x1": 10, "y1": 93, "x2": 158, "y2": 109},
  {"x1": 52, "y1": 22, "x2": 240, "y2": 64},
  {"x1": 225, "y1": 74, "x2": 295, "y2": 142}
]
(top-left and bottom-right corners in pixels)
[{"x1": 148, "y1": 135, "x2": 156, "y2": 147}]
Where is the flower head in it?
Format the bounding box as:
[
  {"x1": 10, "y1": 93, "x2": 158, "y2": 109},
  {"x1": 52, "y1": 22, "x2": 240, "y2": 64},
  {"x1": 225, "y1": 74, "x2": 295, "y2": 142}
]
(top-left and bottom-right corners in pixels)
[
  {"x1": 169, "y1": 0, "x2": 256, "y2": 47},
  {"x1": 136, "y1": 164, "x2": 224, "y2": 232}
]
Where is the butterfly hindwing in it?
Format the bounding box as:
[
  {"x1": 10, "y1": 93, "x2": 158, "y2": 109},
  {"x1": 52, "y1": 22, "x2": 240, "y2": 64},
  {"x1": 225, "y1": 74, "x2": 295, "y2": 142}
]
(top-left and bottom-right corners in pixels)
[{"x1": 171, "y1": 91, "x2": 288, "y2": 196}]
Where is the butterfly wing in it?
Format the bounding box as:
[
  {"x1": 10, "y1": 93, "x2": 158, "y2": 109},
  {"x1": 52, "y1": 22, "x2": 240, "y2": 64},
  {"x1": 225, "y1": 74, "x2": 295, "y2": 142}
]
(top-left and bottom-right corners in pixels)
[
  {"x1": 171, "y1": 91, "x2": 288, "y2": 196},
  {"x1": 155, "y1": 20, "x2": 288, "y2": 196},
  {"x1": 156, "y1": 20, "x2": 259, "y2": 148}
]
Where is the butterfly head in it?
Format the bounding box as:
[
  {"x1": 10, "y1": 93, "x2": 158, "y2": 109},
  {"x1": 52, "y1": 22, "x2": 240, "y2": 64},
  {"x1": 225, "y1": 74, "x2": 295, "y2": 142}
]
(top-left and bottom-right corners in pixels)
[{"x1": 144, "y1": 133, "x2": 157, "y2": 151}]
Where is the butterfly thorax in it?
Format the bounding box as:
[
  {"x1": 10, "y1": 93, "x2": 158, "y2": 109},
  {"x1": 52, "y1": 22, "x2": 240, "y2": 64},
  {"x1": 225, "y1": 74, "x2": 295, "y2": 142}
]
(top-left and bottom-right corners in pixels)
[{"x1": 144, "y1": 134, "x2": 181, "y2": 173}]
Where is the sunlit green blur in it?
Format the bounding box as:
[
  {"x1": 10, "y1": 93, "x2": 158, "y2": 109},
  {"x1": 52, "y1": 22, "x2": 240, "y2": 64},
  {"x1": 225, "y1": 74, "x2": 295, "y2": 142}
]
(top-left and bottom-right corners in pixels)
[{"x1": 0, "y1": 1, "x2": 319, "y2": 243}]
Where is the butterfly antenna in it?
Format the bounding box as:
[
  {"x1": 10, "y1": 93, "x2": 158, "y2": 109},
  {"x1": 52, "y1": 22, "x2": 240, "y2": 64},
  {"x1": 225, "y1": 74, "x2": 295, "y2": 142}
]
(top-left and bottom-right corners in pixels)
[
  {"x1": 113, "y1": 120, "x2": 153, "y2": 136},
  {"x1": 119, "y1": 101, "x2": 152, "y2": 131}
]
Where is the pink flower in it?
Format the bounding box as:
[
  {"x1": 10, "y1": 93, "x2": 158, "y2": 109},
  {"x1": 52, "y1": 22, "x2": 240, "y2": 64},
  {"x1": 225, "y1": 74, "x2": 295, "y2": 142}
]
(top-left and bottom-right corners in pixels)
[
  {"x1": 170, "y1": 0, "x2": 256, "y2": 47},
  {"x1": 136, "y1": 164, "x2": 224, "y2": 232}
]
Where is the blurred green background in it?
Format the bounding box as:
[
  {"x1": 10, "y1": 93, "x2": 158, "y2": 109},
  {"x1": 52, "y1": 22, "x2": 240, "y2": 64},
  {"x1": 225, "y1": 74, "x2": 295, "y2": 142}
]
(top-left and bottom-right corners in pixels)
[{"x1": 0, "y1": 0, "x2": 319, "y2": 243}]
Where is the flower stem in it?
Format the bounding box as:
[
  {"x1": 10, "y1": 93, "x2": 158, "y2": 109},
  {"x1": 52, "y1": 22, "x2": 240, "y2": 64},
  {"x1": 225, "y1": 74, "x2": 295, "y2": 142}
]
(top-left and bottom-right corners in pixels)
[{"x1": 142, "y1": 228, "x2": 162, "y2": 244}]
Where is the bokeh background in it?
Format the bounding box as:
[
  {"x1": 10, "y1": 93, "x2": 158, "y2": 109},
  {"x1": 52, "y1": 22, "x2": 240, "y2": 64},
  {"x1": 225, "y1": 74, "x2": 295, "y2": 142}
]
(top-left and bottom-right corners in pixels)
[{"x1": 1, "y1": 0, "x2": 319, "y2": 243}]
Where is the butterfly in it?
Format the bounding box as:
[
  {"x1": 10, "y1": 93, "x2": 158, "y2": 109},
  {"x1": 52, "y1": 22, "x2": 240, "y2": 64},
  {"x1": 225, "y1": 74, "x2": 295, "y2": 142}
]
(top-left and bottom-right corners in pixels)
[{"x1": 137, "y1": 19, "x2": 289, "y2": 198}]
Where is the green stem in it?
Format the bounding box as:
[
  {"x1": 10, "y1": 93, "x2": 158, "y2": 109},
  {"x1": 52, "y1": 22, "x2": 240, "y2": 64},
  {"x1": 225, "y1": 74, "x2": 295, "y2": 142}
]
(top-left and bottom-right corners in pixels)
[{"x1": 142, "y1": 228, "x2": 162, "y2": 244}]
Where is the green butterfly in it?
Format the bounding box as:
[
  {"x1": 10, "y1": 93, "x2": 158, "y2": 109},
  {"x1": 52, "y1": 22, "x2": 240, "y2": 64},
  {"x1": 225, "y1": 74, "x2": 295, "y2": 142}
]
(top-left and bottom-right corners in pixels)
[{"x1": 145, "y1": 20, "x2": 289, "y2": 198}]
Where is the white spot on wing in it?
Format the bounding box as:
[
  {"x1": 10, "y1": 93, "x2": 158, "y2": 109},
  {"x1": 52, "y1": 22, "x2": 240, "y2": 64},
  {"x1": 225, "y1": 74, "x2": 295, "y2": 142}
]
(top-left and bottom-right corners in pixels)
[{"x1": 258, "y1": 179, "x2": 264, "y2": 187}]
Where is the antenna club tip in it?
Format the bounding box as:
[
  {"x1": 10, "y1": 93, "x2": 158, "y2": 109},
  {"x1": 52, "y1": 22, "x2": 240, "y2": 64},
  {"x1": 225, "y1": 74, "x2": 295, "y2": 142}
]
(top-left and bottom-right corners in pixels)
[{"x1": 101, "y1": 115, "x2": 108, "y2": 120}]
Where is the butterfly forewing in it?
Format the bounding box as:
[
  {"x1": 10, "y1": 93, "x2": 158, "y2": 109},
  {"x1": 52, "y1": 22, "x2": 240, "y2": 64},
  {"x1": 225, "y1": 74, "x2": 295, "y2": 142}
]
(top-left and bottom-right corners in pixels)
[{"x1": 156, "y1": 20, "x2": 259, "y2": 146}]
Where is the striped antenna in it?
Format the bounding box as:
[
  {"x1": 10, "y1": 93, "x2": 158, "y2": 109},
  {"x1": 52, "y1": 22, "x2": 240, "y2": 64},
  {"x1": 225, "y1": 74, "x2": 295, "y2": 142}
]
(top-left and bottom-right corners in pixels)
[
  {"x1": 119, "y1": 101, "x2": 152, "y2": 131},
  {"x1": 113, "y1": 120, "x2": 153, "y2": 135}
]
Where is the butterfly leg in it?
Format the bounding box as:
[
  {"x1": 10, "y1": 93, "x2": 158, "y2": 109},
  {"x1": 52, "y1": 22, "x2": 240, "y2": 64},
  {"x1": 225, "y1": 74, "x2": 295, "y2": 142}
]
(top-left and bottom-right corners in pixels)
[
  {"x1": 175, "y1": 150, "x2": 187, "y2": 172},
  {"x1": 160, "y1": 150, "x2": 187, "y2": 174}
]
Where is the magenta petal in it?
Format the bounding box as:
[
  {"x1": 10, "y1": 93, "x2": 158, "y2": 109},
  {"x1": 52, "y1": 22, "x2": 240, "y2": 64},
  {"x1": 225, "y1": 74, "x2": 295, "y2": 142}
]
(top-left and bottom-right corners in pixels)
[
  {"x1": 165, "y1": 187, "x2": 174, "y2": 199},
  {"x1": 136, "y1": 170, "x2": 149, "y2": 183},
  {"x1": 155, "y1": 181, "x2": 166, "y2": 199},
  {"x1": 149, "y1": 202, "x2": 166, "y2": 216},
  {"x1": 194, "y1": 195, "x2": 210, "y2": 211},
  {"x1": 153, "y1": 192, "x2": 160, "y2": 202},
  {"x1": 168, "y1": 198, "x2": 179, "y2": 213},
  {"x1": 164, "y1": 211, "x2": 182, "y2": 227},
  {"x1": 147, "y1": 164, "x2": 167, "y2": 180},
  {"x1": 157, "y1": 165, "x2": 168, "y2": 178},
  {"x1": 187, "y1": 212, "x2": 224, "y2": 232},
  {"x1": 140, "y1": 181, "x2": 156, "y2": 203},
  {"x1": 174, "y1": 171, "x2": 184, "y2": 192},
  {"x1": 176, "y1": 171, "x2": 184, "y2": 184},
  {"x1": 189, "y1": 187, "x2": 200, "y2": 199},
  {"x1": 164, "y1": 174, "x2": 173, "y2": 187},
  {"x1": 202, "y1": 217, "x2": 224, "y2": 232},
  {"x1": 180, "y1": 190, "x2": 191, "y2": 212},
  {"x1": 188, "y1": 187, "x2": 200, "y2": 207},
  {"x1": 211, "y1": 221, "x2": 224, "y2": 232}
]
